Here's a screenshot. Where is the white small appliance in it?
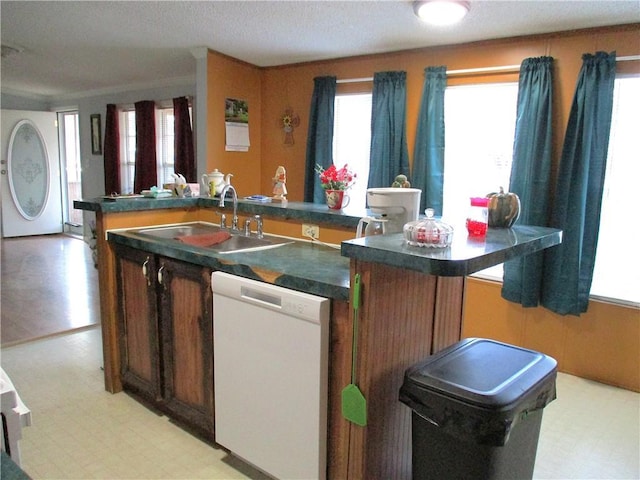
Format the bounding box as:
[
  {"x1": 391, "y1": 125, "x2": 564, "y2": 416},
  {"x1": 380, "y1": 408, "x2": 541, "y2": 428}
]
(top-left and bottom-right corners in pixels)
[
  {"x1": 366, "y1": 187, "x2": 422, "y2": 233},
  {"x1": 1, "y1": 368, "x2": 31, "y2": 466},
  {"x1": 212, "y1": 272, "x2": 329, "y2": 480}
]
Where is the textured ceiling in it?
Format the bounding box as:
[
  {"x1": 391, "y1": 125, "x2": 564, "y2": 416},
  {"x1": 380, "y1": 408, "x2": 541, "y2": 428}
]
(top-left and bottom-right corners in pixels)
[{"x1": 1, "y1": 1, "x2": 638, "y2": 100}]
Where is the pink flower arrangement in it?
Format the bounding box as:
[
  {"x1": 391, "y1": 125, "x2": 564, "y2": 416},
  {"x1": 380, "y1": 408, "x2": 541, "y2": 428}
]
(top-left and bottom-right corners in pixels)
[{"x1": 315, "y1": 163, "x2": 356, "y2": 191}]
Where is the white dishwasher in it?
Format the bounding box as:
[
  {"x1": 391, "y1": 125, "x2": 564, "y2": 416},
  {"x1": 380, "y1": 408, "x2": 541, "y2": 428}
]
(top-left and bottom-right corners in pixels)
[{"x1": 212, "y1": 272, "x2": 330, "y2": 480}]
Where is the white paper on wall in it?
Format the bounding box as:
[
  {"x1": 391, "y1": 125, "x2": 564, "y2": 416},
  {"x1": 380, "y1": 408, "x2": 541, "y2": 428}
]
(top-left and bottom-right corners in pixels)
[{"x1": 225, "y1": 122, "x2": 249, "y2": 152}]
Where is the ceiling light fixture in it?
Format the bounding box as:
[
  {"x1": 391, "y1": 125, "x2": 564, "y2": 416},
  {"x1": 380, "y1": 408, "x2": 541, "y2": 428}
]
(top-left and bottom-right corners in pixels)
[{"x1": 413, "y1": 0, "x2": 470, "y2": 26}]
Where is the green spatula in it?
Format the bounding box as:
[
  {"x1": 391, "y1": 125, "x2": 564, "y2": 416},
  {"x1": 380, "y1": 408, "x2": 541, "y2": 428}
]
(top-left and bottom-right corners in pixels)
[{"x1": 342, "y1": 273, "x2": 367, "y2": 427}]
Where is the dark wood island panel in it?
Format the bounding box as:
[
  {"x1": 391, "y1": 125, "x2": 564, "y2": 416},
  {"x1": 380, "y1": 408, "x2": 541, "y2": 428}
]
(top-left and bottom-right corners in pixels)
[{"x1": 328, "y1": 261, "x2": 464, "y2": 480}]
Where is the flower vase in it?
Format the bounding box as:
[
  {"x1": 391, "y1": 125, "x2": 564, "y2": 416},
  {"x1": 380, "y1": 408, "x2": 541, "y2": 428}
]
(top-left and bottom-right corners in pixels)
[{"x1": 325, "y1": 189, "x2": 350, "y2": 210}]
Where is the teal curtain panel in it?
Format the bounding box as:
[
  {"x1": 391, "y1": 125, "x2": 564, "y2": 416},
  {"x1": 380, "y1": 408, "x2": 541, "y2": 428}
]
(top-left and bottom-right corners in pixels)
[
  {"x1": 541, "y1": 52, "x2": 616, "y2": 315},
  {"x1": 501, "y1": 56, "x2": 554, "y2": 307},
  {"x1": 304, "y1": 76, "x2": 337, "y2": 203},
  {"x1": 368, "y1": 71, "x2": 410, "y2": 189},
  {"x1": 412, "y1": 66, "x2": 447, "y2": 215}
]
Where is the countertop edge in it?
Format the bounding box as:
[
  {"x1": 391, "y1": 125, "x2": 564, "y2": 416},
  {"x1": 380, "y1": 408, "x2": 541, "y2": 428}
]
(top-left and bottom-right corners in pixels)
[{"x1": 75, "y1": 197, "x2": 363, "y2": 229}]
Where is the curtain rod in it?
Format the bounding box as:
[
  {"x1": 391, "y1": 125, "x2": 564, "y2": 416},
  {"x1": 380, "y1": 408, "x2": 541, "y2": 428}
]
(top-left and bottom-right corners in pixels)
[
  {"x1": 618, "y1": 55, "x2": 640, "y2": 62},
  {"x1": 336, "y1": 64, "x2": 520, "y2": 83},
  {"x1": 336, "y1": 77, "x2": 373, "y2": 84},
  {"x1": 446, "y1": 65, "x2": 520, "y2": 76},
  {"x1": 336, "y1": 55, "x2": 639, "y2": 84}
]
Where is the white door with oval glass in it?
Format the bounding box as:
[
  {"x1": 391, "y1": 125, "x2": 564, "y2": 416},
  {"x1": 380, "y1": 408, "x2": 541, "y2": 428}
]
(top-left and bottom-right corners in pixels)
[{"x1": 1, "y1": 110, "x2": 62, "y2": 237}]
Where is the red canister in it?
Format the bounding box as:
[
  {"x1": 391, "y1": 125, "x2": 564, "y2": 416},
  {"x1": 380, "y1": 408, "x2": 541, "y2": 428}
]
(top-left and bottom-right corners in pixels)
[{"x1": 466, "y1": 197, "x2": 489, "y2": 237}]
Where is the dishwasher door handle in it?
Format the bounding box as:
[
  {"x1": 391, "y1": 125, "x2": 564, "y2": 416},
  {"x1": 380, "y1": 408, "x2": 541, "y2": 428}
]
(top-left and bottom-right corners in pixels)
[{"x1": 240, "y1": 286, "x2": 282, "y2": 308}]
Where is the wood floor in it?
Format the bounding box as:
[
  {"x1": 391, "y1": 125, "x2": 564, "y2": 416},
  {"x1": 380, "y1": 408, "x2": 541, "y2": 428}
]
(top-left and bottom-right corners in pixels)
[{"x1": 1, "y1": 234, "x2": 100, "y2": 347}]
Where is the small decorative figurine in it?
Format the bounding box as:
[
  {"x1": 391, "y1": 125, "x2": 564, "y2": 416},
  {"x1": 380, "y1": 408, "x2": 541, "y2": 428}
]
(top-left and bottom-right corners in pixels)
[{"x1": 272, "y1": 166, "x2": 287, "y2": 201}]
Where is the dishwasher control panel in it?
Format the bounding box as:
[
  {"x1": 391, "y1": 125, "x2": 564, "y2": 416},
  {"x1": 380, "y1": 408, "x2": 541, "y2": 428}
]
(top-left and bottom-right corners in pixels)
[{"x1": 213, "y1": 272, "x2": 329, "y2": 324}]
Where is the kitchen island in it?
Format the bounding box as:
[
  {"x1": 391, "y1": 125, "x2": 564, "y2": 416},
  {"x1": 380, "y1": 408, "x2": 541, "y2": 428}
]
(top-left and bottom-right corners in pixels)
[
  {"x1": 76, "y1": 197, "x2": 561, "y2": 480},
  {"x1": 339, "y1": 226, "x2": 561, "y2": 479}
]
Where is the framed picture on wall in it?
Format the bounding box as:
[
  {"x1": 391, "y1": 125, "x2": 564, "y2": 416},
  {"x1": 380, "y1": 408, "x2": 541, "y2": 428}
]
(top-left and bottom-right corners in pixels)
[{"x1": 90, "y1": 114, "x2": 102, "y2": 155}]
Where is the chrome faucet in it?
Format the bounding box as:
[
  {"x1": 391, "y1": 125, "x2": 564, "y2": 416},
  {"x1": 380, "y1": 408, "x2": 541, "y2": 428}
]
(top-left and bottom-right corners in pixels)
[{"x1": 218, "y1": 184, "x2": 239, "y2": 231}]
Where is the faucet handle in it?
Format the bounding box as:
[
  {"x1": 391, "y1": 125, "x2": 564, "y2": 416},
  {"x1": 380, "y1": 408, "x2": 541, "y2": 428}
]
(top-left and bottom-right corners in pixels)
[
  {"x1": 254, "y1": 215, "x2": 264, "y2": 238},
  {"x1": 217, "y1": 212, "x2": 227, "y2": 229},
  {"x1": 244, "y1": 218, "x2": 252, "y2": 236}
]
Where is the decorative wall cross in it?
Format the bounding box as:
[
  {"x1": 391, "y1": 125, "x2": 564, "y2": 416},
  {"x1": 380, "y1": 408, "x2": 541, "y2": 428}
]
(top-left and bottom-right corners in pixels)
[{"x1": 281, "y1": 108, "x2": 300, "y2": 145}]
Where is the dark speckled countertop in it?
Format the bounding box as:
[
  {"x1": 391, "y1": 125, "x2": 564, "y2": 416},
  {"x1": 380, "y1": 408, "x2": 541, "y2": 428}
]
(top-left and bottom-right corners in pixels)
[
  {"x1": 342, "y1": 225, "x2": 562, "y2": 276},
  {"x1": 75, "y1": 196, "x2": 366, "y2": 229},
  {"x1": 108, "y1": 227, "x2": 351, "y2": 300},
  {"x1": 81, "y1": 197, "x2": 561, "y2": 298}
]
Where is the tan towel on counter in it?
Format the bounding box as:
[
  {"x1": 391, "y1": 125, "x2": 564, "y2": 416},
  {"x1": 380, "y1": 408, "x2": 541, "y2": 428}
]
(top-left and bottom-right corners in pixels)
[{"x1": 175, "y1": 231, "x2": 232, "y2": 247}]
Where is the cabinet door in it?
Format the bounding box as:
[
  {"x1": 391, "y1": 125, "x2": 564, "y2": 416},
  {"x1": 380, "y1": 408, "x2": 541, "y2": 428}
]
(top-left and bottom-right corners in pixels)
[
  {"x1": 158, "y1": 257, "x2": 214, "y2": 439},
  {"x1": 115, "y1": 244, "x2": 161, "y2": 403}
]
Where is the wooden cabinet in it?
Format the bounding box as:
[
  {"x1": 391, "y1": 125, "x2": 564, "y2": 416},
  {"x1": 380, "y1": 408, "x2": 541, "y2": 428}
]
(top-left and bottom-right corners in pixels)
[
  {"x1": 157, "y1": 255, "x2": 214, "y2": 439},
  {"x1": 115, "y1": 244, "x2": 214, "y2": 440},
  {"x1": 116, "y1": 245, "x2": 161, "y2": 403}
]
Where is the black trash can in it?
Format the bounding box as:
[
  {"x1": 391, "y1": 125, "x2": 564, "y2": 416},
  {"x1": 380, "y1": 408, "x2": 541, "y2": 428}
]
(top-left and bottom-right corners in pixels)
[{"x1": 399, "y1": 338, "x2": 557, "y2": 480}]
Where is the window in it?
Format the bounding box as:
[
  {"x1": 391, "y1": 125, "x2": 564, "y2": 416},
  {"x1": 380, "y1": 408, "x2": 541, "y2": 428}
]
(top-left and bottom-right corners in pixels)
[
  {"x1": 442, "y1": 83, "x2": 519, "y2": 230},
  {"x1": 59, "y1": 111, "x2": 82, "y2": 227},
  {"x1": 331, "y1": 85, "x2": 518, "y2": 218},
  {"x1": 157, "y1": 107, "x2": 175, "y2": 186},
  {"x1": 119, "y1": 104, "x2": 188, "y2": 194},
  {"x1": 590, "y1": 76, "x2": 640, "y2": 306},
  {"x1": 121, "y1": 110, "x2": 136, "y2": 194},
  {"x1": 442, "y1": 83, "x2": 518, "y2": 278},
  {"x1": 333, "y1": 93, "x2": 372, "y2": 210}
]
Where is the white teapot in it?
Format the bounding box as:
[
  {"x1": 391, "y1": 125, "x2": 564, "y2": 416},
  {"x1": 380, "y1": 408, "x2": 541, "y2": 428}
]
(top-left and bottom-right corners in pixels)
[{"x1": 201, "y1": 169, "x2": 233, "y2": 196}]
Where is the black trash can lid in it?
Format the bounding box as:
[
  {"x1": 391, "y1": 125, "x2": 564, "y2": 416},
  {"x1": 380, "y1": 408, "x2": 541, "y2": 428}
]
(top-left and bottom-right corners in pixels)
[
  {"x1": 400, "y1": 338, "x2": 557, "y2": 445},
  {"x1": 402, "y1": 338, "x2": 557, "y2": 409}
]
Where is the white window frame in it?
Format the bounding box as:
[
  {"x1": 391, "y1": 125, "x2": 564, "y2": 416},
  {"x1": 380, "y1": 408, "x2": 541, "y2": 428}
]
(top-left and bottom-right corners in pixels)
[
  {"x1": 156, "y1": 106, "x2": 175, "y2": 188},
  {"x1": 443, "y1": 82, "x2": 519, "y2": 280},
  {"x1": 120, "y1": 109, "x2": 136, "y2": 195},
  {"x1": 590, "y1": 75, "x2": 640, "y2": 307}
]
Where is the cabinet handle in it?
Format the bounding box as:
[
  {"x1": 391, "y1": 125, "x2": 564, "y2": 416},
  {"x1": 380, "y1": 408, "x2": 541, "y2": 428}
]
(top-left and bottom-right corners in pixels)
[
  {"x1": 157, "y1": 265, "x2": 165, "y2": 286},
  {"x1": 142, "y1": 257, "x2": 151, "y2": 286}
]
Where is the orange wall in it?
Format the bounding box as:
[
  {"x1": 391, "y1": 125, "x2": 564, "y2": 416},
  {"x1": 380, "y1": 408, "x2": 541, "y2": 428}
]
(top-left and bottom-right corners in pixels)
[
  {"x1": 463, "y1": 278, "x2": 640, "y2": 392},
  {"x1": 206, "y1": 51, "x2": 263, "y2": 197},
  {"x1": 206, "y1": 24, "x2": 640, "y2": 390}
]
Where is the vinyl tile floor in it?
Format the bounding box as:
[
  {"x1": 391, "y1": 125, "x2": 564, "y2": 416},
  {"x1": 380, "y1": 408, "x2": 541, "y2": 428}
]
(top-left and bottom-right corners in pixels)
[{"x1": 2, "y1": 327, "x2": 639, "y2": 480}]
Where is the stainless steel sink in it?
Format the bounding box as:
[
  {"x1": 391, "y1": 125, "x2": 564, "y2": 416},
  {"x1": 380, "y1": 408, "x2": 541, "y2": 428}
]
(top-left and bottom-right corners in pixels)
[
  {"x1": 207, "y1": 233, "x2": 293, "y2": 253},
  {"x1": 136, "y1": 223, "x2": 294, "y2": 253},
  {"x1": 138, "y1": 224, "x2": 221, "y2": 239}
]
